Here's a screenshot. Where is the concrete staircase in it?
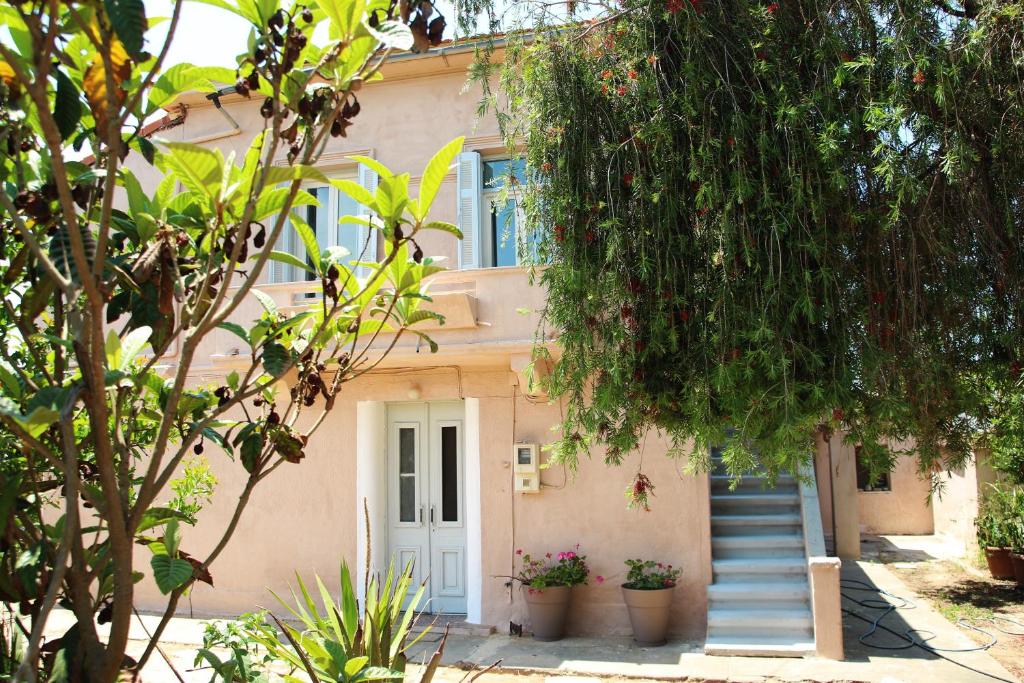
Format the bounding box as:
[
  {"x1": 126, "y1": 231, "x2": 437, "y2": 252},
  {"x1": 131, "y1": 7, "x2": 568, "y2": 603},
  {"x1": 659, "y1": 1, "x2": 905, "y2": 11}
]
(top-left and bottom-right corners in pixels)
[{"x1": 705, "y1": 450, "x2": 815, "y2": 657}]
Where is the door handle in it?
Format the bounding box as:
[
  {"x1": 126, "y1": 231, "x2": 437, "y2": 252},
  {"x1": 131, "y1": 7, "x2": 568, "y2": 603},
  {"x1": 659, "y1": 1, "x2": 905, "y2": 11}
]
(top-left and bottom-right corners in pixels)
[
  {"x1": 430, "y1": 505, "x2": 435, "y2": 526},
  {"x1": 418, "y1": 505, "x2": 424, "y2": 525}
]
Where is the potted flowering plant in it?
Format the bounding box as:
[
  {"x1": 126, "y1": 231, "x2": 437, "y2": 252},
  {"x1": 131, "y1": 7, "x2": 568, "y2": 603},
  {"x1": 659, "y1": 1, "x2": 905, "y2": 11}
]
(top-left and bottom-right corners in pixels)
[
  {"x1": 514, "y1": 548, "x2": 590, "y2": 641},
  {"x1": 621, "y1": 559, "x2": 680, "y2": 646}
]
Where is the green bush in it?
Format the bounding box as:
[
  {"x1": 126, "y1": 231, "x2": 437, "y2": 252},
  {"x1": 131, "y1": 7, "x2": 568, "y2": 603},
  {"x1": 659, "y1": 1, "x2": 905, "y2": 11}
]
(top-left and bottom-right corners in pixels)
[{"x1": 976, "y1": 484, "x2": 1024, "y2": 552}]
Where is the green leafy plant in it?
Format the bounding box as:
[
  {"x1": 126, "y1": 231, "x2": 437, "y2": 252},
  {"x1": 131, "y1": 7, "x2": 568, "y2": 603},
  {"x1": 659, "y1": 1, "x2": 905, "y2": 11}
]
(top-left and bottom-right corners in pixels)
[
  {"x1": 622, "y1": 559, "x2": 680, "y2": 590},
  {"x1": 0, "y1": 0, "x2": 458, "y2": 678},
  {"x1": 976, "y1": 483, "x2": 1024, "y2": 551},
  {"x1": 244, "y1": 561, "x2": 444, "y2": 683},
  {"x1": 514, "y1": 547, "x2": 591, "y2": 589},
  {"x1": 987, "y1": 381, "x2": 1024, "y2": 486},
  {"x1": 194, "y1": 612, "x2": 277, "y2": 683},
  {"x1": 169, "y1": 455, "x2": 218, "y2": 524}
]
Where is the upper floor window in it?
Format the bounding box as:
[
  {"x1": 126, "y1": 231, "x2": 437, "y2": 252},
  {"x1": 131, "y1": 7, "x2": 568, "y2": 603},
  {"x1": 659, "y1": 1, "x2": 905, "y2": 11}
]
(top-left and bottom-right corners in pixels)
[
  {"x1": 266, "y1": 164, "x2": 378, "y2": 284},
  {"x1": 457, "y1": 152, "x2": 533, "y2": 269}
]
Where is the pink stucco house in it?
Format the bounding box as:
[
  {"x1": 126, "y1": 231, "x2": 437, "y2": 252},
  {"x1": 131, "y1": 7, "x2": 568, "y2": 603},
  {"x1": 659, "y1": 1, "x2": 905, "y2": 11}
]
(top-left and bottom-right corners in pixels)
[{"x1": 127, "y1": 38, "x2": 986, "y2": 660}]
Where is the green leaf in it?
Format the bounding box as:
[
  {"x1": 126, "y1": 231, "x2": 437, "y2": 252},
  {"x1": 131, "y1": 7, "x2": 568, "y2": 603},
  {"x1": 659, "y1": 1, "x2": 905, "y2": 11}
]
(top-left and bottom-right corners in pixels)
[
  {"x1": 344, "y1": 656, "x2": 370, "y2": 679},
  {"x1": 331, "y1": 178, "x2": 376, "y2": 208},
  {"x1": 150, "y1": 555, "x2": 194, "y2": 593},
  {"x1": 105, "y1": 327, "x2": 151, "y2": 371},
  {"x1": 320, "y1": 0, "x2": 365, "y2": 39},
  {"x1": 137, "y1": 507, "x2": 192, "y2": 533},
  {"x1": 149, "y1": 64, "x2": 236, "y2": 109},
  {"x1": 217, "y1": 322, "x2": 250, "y2": 346},
  {"x1": 347, "y1": 155, "x2": 391, "y2": 180},
  {"x1": 53, "y1": 69, "x2": 82, "y2": 141},
  {"x1": 263, "y1": 165, "x2": 330, "y2": 186},
  {"x1": 289, "y1": 213, "x2": 321, "y2": 274},
  {"x1": 104, "y1": 0, "x2": 147, "y2": 56},
  {"x1": 163, "y1": 518, "x2": 182, "y2": 556},
  {"x1": 263, "y1": 250, "x2": 314, "y2": 274},
  {"x1": 417, "y1": 137, "x2": 464, "y2": 218},
  {"x1": 0, "y1": 393, "x2": 62, "y2": 438},
  {"x1": 262, "y1": 341, "x2": 289, "y2": 377},
  {"x1": 251, "y1": 289, "x2": 278, "y2": 317},
  {"x1": 159, "y1": 142, "x2": 223, "y2": 197},
  {"x1": 422, "y1": 221, "x2": 463, "y2": 239},
  {"x1": 252, "y1": 187, "x2": 317, "y2": 221},
  {"x1": 240, "y1": 432, "x2": 264, "y2": 473}
]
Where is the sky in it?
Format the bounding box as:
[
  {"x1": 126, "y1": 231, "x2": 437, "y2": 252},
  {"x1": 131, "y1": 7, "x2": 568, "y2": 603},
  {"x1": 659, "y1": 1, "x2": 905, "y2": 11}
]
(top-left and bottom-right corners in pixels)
[{"x1": 143, "y1": 0, "x2": 467, "y2": 69}]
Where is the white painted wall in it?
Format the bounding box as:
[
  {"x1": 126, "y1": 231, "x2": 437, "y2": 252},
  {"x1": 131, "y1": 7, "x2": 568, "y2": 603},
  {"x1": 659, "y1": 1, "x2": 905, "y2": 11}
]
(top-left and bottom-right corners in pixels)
[
  {"x1": 465, "y1": 397, "x2": 482, "y2": 623},
  {"x1": 356, "y1": 400, "x2": 387, "y2": 602}
]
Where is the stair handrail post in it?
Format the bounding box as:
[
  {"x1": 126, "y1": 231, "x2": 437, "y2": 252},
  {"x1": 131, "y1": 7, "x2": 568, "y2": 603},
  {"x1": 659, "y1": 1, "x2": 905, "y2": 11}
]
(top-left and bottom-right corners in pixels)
[{"x1": 797, "y1": 460, "x2": 844, "y2": 660}]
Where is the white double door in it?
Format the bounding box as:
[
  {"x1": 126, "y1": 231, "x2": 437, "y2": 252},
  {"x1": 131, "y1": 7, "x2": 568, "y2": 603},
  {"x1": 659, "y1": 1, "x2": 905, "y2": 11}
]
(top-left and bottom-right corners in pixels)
[{"x1": 386, "y1": 401, "x2": 467, "y2": 614}]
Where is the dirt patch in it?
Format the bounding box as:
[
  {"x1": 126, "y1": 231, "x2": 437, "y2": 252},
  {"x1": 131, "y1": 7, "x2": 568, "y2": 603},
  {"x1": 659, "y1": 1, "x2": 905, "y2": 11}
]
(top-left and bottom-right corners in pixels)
[{"x1": 883, "y1": 558, "x2": 1024, "y2": 682}]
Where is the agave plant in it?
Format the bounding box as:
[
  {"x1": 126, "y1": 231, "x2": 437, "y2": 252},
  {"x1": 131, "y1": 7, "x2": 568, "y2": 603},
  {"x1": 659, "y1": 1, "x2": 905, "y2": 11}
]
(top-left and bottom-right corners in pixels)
[{"x1": 246, "y1": 560, "x2": 444, "y2": 683}]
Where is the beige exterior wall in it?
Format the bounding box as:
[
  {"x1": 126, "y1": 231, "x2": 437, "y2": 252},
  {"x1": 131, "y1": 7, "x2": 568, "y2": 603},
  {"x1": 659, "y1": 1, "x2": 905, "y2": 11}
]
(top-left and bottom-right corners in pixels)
[
  {"x1": 856, "y1": 450, "x2": 935, "y2": 536},
  {"x1": 134, "y1": 364, "x2": 712, "y2": 638},
  {"x1": 127, "y1": 48, "x2": 712, "y2": 639}
]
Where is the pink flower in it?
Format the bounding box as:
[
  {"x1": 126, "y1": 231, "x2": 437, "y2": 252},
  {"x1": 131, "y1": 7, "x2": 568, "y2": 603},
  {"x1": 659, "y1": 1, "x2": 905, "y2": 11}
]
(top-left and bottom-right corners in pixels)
[
  {"x1": 558, "y1": 552, "x2": 566, "y2": 560},
  {"x1": 516, "y1": 549, "x2": 523, "y2": 555},
  {"x1": 545, "y1": 552, "x2": 552, "y2": 559},
  {"x1": 566, "y1": 551, "x2": 577, "y2": 559},
  {"x1": 596, "y1": 575, "x2": 606, "y2": 584}
]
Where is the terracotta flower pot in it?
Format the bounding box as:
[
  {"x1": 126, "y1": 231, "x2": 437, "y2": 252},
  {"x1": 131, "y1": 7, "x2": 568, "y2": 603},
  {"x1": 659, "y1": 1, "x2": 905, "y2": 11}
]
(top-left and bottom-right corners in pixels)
[
  {"x1": 985, "y1": 546, "x2": 1016, "y2": 580},
  {"x1": 522, "y1": 585, "x2": 572, "y2": 641},
  {"x1": 1010, "y1": 552, "x2": 1024, "y2": 587},
  {"x1": 622, "y1": 585, "x2": 674, "y2": 646}
]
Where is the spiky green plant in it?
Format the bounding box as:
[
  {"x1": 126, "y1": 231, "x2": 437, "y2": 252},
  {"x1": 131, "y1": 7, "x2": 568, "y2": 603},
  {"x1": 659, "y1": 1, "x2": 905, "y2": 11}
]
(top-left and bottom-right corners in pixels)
[{"x1": 246, "y1": 561, "x2": 444, "y2": 683}]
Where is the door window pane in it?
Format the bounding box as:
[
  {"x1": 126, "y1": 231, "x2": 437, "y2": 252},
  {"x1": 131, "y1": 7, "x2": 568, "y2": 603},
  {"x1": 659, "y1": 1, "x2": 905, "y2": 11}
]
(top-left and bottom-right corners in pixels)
[
  {"x1": 398, "y1": 427, "x2": 416, "y2": 522},
  {"x1": 399, "y1": 477, "x2": 415, "y2": 523},
  {"x1": 440, "y1": 425, "x2": 458, "y2": 522},
  {"x1": 399, "y1": 427, "x2": 415, "y2": 474}
]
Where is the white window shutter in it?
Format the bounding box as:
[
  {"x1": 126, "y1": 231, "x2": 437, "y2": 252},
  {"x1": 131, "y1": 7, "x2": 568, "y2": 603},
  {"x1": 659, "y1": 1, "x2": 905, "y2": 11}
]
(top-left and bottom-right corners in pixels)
[
  {"x1": 268, "y1": 214, "x2": 305, "y2": 283},
  {"x1": 456, "y1": 151, "x2": 482, "y2": 269},
  {"x1": 357, "y1": 163, "x2": 379, "y2": 263}
]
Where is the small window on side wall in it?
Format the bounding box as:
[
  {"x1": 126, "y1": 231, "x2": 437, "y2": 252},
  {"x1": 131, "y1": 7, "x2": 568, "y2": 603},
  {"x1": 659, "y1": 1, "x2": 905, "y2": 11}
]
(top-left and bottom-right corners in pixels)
[{"x1": 855, "y1": 446, "x2": 892, "y2": 492}]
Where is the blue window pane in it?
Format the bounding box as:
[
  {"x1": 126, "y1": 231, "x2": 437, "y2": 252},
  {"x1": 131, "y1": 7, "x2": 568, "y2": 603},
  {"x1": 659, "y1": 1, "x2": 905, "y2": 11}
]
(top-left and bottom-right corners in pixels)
[
  {"x1": 493, "y1": 200, "x2": 517, "y2": 267},
  {"x1": 483, "y1": 159, "x2": 526, "y2": 191}
]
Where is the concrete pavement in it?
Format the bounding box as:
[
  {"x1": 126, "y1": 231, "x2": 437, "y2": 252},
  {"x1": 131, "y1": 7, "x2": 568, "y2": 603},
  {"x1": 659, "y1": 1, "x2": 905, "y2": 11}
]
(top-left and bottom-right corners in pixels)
[{"x1": 40, "y1": 557, "x2": 1019, "y2": 682}]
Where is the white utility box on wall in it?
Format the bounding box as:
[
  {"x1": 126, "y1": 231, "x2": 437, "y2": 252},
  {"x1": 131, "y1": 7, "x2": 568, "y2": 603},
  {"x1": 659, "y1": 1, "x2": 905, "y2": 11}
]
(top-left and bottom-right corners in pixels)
[{"x1": 513, "y1": 443, "x2": 540, "y2": 493}]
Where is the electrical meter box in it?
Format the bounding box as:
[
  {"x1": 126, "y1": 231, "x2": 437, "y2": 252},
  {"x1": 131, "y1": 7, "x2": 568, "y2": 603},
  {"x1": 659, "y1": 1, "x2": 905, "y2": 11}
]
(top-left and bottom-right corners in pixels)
[{"x1": 513, "y1": 443, "x2": 540, "y2": 493}]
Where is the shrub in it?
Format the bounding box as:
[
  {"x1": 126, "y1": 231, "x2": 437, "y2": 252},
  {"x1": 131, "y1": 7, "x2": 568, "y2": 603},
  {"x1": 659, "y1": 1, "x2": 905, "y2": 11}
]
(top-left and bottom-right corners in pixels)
[{"x1": 976, "y1": 483, "x2": 1024, "y2": 551}]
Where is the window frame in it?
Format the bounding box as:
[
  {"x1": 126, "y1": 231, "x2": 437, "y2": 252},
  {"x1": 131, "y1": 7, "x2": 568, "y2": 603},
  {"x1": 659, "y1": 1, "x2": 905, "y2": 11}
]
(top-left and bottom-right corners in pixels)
[{"x1": 265, "y1": 165, "x2": 376, "y2": 285}]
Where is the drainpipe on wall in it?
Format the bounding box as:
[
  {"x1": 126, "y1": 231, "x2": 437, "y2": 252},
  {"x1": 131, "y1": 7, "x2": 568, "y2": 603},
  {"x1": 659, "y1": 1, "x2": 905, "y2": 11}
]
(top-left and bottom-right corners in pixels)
[{"x1": 182, "y1": 89, "x2": 242, "y2": 145}]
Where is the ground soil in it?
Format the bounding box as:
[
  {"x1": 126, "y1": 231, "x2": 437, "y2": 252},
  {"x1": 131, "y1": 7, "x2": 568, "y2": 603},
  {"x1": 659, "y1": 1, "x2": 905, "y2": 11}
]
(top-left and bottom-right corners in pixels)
[{"x1": 879, "y1": 554, "x2": 1024, "y2": 682}]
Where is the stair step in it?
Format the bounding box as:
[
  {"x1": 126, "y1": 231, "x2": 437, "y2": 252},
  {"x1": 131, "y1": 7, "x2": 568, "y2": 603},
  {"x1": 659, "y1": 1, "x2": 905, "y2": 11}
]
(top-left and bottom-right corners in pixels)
[
  {"x1": 712, "y1": 534, "x2": 803, "y2": 549},
  {"x1": 710, "y1": 474, "x2": 796, "y2": 488},
  {"x1": 711, "y1": 492, "x2": 799, "y2": 504},
  {"x1": 704, "y1": 634, "x2": 815, "y2": 657},
  {"x1": 712, "y1": 558, "x2": 807, "y2": 582},
  {"x1": 707, "y1": 581, "x2": 809, "y2": 602},
  {"x1": 708, "y1": 607, "x2": 812, "y2": 630},
  {"x1": 711, "y1": 513, "x2": 802, "y2": 526}
]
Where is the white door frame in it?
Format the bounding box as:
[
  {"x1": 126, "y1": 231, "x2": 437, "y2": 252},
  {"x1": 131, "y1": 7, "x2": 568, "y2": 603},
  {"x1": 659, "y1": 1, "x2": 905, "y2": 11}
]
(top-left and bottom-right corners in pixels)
[{"x1": 356, "y1": 399, "x2": 482, "y2": 622}]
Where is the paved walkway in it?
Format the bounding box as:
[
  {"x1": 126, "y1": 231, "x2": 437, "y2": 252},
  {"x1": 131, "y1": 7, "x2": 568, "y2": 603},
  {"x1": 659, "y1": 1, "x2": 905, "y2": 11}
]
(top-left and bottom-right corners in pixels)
[{"x1": 43, "y1": 556, "x2": 1019, "y2": 682}]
